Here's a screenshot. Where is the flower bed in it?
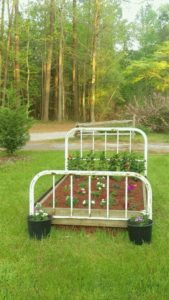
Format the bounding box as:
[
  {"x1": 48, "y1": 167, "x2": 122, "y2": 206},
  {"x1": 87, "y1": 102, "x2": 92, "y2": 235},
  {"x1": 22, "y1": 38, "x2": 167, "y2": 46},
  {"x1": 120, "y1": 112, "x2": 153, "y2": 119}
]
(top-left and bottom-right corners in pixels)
[{"x1": 42, "y1": 175, "x2": 144, "y2": 211}]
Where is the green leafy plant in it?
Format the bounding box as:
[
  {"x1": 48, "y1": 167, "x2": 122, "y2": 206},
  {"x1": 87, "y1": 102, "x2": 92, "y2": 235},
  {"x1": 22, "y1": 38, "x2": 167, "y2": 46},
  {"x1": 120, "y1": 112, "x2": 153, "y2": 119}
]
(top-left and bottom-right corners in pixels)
[
  {"x1": 129, "y1": 213, "x2": 150, "y2": 226},
  {"x1": 67, "y1": 152, "x2": 82, "y2": 170},
  {"x1": 0, "y1": 107, "x2": 32, "y2": 154},
  {"x1": 98, "y1": 152, "x2": 108, "y2": 170},
  {"x1": 130, "y1": 157, "x2": 145, "y2": 173},
  {"x1": 79, "y1": 182, "x2": 87, "y2": 189},
  {"x1": 85, "y1": 151, "x2": 96, "y2": 170},
  {"x1": 109, "y1": 192, "x2": 117, "y2": 207},
  {"x1": 112, "y1": 176, "x2": 122, "y2": 182},
  {"x1": 65, "y1": 195, "x2": 78, "y2": 207},
  {"x1": 110, "y1": 191, "x2": 117, "y2": 197},
  {"x1": 108, "y1": 153, "x2": 120, "y2": 171},
  {"x1": 119, "y1": 152, "x2": 145, "y2": 173},
  {"x1": 67, "y1": 151, "x2": 145, "y2": 173},
  {"x1": 64, "y1": 185, "x2": 70, "y2": 192},
  {"x1": 91, "y1": 190, "x2": 100, "y2": 197},
  {"x1": 29, "y1": 203, "x2": 49, "y2": 221},
  {"x1": 100, "y1": 198, "x2": 107, "y2": 206}
]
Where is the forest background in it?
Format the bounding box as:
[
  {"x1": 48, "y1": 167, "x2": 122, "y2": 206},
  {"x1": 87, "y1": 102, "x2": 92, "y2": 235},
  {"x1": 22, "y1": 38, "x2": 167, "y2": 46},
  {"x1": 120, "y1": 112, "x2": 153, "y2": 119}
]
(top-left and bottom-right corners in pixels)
[{"x1": 0, "y1": 0, "x2": 169, "y2": 132}]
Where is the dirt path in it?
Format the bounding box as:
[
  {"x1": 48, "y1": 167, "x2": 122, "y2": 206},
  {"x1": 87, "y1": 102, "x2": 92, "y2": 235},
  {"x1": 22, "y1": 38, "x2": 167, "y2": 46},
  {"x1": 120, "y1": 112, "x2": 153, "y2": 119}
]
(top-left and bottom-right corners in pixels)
[
  {"x1": 26, "y1": 122, "x2": 169, "y2": 153},
  {"x1": 30, "y1": 121, "x2": 76, "y2": 133},
  {"x1": 29, "y1": 121, "x2": 76, "y2": 141},
  {"x1": 24, "y1": 140, "x2": 169, "y2": 153}
]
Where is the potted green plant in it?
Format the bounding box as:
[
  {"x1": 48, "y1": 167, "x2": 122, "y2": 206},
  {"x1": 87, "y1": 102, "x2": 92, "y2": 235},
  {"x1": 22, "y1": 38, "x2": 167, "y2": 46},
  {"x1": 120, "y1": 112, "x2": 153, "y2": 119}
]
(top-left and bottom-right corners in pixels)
[
  {"x1": 28, "y1": 203, "x2": 52, "y2": 240},
  {"x1": 127, "y1": 213, "x2": 153, "y2": 245}
]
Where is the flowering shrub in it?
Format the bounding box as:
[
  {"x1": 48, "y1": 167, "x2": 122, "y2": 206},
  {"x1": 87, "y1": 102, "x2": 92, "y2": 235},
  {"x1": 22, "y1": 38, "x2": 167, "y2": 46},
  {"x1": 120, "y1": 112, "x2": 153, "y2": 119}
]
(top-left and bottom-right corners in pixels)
[
  {"x1": 30, "y1": 203, "x2": 49, "y2": 221},
  {"x1": 129, "y1": 213, "x2": 150, "y2": 226}
]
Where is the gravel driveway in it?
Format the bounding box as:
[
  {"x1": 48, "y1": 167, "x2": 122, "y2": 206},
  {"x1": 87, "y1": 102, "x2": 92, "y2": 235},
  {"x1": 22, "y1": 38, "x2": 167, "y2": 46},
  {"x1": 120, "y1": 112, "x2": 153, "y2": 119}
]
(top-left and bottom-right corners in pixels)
[{"x1": 24, "y1": 132, "x2": 169, "y2": 153}]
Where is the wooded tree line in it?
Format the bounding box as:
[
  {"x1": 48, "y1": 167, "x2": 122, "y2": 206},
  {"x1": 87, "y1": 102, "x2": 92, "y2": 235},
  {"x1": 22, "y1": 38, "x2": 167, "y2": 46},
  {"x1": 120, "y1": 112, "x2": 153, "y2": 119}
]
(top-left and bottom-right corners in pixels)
[{"x1": 0, "y1": 0, "x2": 169, "y2": 122}]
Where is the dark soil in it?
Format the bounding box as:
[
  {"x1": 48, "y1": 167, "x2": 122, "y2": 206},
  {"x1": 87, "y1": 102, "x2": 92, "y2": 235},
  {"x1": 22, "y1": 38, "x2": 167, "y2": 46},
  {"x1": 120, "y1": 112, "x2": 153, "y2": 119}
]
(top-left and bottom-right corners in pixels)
[{"x1": 43, "y1": 175, "x2": 144, "y2": 211}]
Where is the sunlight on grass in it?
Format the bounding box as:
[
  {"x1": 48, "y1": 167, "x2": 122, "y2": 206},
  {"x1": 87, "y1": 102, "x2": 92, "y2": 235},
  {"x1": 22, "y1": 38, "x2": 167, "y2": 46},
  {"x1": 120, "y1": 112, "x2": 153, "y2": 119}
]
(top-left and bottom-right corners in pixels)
[{"x1": 0, "y1": 151, "x2": 169, "y2": 299}]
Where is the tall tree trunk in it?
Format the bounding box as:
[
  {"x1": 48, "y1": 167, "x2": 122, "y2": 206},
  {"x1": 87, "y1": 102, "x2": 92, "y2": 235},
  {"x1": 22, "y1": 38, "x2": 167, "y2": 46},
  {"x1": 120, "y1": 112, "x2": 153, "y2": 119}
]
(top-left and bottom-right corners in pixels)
[
  {"x1": 0, "y1": 0, "x2": 5, "y2": 102},
  {"x1": 72, "y1": 0, "x2": 78, "y2": 121},
  {"x1": 26, "y1": 4, "x2": 30, "y2": 115},
  {"x1": 2, "y1": 0, "x2": 14, "y2": 106},
  {"x1": 41, "y1": 61, "x2": 46, "y2": 118},
  {"x1": 53, "y1": 70, "x2": 58, "y2": 119},
  {"x1": 41, "y1": 0, "x2": 55, "y2": 121},
  {"x1": 82, "y1": 63, "x2": 86, "y2": 122},
  {"x1": 91, "y1": 0, "x2": 100, "y2": 122},
  {"x1": 58, "y1": 4, "x2": 64, "y2": 121},
  {"x1": 14, "y1": 0, "x2": 20, "y2": 107}
]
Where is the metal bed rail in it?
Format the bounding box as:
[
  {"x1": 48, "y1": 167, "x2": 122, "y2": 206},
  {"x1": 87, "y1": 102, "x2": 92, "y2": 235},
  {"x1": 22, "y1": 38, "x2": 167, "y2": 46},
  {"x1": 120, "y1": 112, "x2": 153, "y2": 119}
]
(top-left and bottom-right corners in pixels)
[
  {"x1": 29, "y1": 170, "x2": 152, "y2": 221},
  {"x1": 64, "y1": 127, "x2": 148, "y2": 176}
]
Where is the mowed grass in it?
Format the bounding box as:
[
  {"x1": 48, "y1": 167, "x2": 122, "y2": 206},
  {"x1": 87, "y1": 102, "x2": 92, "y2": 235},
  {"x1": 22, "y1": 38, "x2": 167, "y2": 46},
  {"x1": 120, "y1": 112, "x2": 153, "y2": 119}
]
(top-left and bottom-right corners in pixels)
[{"x1": 0, "y1": 151, "x2": 169, "y2": 300}]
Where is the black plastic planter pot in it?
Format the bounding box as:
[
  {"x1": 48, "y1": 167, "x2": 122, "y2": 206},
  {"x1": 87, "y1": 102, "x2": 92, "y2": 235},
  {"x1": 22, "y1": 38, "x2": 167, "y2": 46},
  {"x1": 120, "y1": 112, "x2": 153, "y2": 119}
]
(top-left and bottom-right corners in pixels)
[
  {"x1": 127, "y1": 220, "x2": 153, "y2": 245},
  {"x1": 28, "y1": 215, "x2": 52, "y2": 240}
]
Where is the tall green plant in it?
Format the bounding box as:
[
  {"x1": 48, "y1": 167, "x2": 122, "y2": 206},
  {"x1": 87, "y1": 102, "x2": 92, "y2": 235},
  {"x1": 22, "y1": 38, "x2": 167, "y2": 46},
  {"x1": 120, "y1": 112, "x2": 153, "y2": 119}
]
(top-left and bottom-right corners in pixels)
[{"x1": 0, "y1": 107, "x2": 32, "y2": 154}]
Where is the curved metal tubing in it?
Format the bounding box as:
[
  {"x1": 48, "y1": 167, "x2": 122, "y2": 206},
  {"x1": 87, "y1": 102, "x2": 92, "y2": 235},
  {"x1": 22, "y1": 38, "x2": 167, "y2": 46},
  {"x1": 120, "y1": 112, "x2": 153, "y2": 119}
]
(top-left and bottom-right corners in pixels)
[
  {"x1": 64, "y1": 127, "x2": 148, "y2": 176},
  {"x1": 29, "y1": 170, "x2": 152, "y2": 220}
]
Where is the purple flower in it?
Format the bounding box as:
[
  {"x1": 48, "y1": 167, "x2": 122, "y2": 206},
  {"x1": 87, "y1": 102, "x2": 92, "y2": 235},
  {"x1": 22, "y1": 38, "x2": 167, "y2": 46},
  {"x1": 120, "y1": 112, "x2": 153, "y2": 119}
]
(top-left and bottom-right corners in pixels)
[
  {"x1": 135, "y1": 216, "x2": 143, "y2": 222},
  {"x1": 128, "y1": 184, "x2": 135, "y2": 191}
]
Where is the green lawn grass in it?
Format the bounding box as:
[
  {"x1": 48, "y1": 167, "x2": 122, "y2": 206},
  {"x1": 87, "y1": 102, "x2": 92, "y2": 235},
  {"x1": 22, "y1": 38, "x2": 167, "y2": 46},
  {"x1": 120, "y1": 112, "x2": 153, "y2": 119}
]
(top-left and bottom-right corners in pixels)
[
  {"x1": 0, "y1": 151, "x2": 169, "y2": 299},
  {"x1": 147, "y1": 132, "x2": 169, "y2": 143}
]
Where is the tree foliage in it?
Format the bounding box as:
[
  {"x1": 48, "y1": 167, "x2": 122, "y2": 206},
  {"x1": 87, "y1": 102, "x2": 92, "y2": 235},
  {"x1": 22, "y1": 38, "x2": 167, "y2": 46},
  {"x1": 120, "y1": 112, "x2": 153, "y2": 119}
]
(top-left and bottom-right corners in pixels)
[{"x1": 0, "y1": 1, "x2": 169, "y2": 126}]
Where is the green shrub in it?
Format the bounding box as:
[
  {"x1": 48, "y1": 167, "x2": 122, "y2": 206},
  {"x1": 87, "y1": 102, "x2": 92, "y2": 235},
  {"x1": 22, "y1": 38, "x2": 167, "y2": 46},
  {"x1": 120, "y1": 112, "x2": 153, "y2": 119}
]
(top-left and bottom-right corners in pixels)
[{"x1": 0, "y1": 107, "x2": 32, "y2": 154}]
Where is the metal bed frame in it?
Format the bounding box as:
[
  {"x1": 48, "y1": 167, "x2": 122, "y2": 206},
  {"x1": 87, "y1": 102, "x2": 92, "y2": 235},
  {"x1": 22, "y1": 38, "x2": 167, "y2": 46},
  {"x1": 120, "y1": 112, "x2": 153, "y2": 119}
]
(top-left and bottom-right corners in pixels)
[{"x1": 29, "y1": 127, "x2": 152, "y2": 227}]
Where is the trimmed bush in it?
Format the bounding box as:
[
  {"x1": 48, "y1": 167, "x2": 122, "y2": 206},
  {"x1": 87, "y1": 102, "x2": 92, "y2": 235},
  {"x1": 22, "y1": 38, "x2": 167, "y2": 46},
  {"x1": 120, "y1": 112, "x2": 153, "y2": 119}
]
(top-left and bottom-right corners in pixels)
[{"x1": 0, "y1": 107, "x2": 32, "y2": 154}]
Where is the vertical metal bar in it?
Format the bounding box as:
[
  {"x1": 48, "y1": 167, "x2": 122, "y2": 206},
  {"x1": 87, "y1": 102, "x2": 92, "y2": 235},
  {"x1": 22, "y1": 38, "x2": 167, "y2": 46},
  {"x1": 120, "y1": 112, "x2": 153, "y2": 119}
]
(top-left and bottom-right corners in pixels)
[
  {"x1": 29, "y1": 179, "x2": 36, "y2": 215},
  {"x1": 147, "y1": 184, "x2": 153, "y2": 219},
  {"x1": 144, "y1": 135, "x2": 148, "y2": 177},
  {"x1": 70, "y1": 175, "x2": 73, "y2": 217},
  {"x1": 92, "y1": 130, "x2": 95, "y2": 152},
  {"x1": 65, "y1": 133, "x2": 69, "y2": 170},
  {"x1": 88, "y1": 175, "x2": 91, "y2": 217},
  {"x1": 117, "y1": 130, "x2": 119, "y2": 154},
  {"x1": 125, "y1": 176, "x2": 128, "y2": 219},
  {"x1": 129, "y1": 131, "x2": 132, "y2": 153},
  {"x1": 104, "y1": 131, "x2": 107, "y2": 157},
  {"x1": 52, "y1": 175, "x2": 55, "y2": 209},
  {"x1": 106, "y1": 175, "x2": 109, "y2": 218},
  {"x1": 80, "y1": 129, "x2": 83, "y2": 158},
  {"x1": 142, "y1": 182, "x2": 147, "y2": 211}
]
